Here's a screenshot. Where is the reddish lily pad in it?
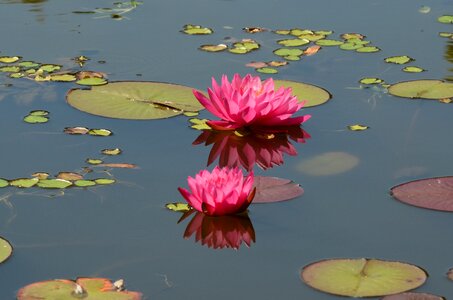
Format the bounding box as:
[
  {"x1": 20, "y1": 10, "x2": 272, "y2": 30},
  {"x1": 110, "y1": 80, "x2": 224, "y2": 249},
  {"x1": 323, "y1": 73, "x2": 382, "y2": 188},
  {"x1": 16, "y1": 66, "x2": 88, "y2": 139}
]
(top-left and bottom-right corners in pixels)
[
  {"x1": 17, "y1": 277, "x2": 142, "y2": 300},
  {"x1": 391, "y1": 176, "x2": 453, "y2": 212},
  {"x1": 252, "y1": 176, "x2": 303, "y2": 203},
  {"x1": 301, "y1": 258, "x2": 427, "y2": 297},
  {"x1": 382, "y1": 292, "x2": 444, "y2": 300}
]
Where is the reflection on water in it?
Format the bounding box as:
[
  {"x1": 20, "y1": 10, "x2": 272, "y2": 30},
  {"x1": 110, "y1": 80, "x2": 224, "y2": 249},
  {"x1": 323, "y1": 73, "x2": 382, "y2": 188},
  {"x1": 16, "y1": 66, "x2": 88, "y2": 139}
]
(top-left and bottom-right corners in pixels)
[
  {"x1": 1, "y1": 0, "x2": 47, "y2": 23},
  {"x1": 182, "y1": 211, "x2": 255, "y2": 250},
  {"x1": 444, "y1": 41, "x2": 453, "y2": 82},
  {"x1": 192, "y1": 126, "x2": 310, "y2": 171}
]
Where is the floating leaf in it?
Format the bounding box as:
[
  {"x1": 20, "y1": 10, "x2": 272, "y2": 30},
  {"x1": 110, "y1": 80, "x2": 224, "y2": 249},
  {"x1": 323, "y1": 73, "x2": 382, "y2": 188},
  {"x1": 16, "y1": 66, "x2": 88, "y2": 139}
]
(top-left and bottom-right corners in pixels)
[
  {"x1": 17, "y1": 277, "x2": 142, "y2": 300},
  {"x1": 438, "y1": 15, "x2": 453, "y2": 24},
  {"x1": 439, "y1": 98, "x2": 453, "y2": 103},
  {"x1": 388, "y1": 80, "x2": 453, "y2": 100},
  {"x1": 384, "y1": 55, "x2": 414, "y2": 64},
  {"x1": 189, "y1": 118, "x2": 211, "y2": 130},
  {"x1": 199, "y1": 44, "x2": 227, "y2": 52},
  {"x1": 341, "y1": 33, "x2": 365, "y2": 40},
  {"x1": 64, "y1": 126, "x2": 89, "y2": 135},
  {"x1": 298, "y1": 33, "x2": 325, "y2": 41},
  {"x1": 315, "y1": 39, "x2": 344, "y2": 46},
  {"x1": 301, "y1": 258, "x2": 427, "y2": 297},
  {"x1": 30, "y1": 110, "x2": 49, "y2": 116},
  {"x1": 273, "y1": 80, "x2": 332, "y2": 107},
  {"x1": 10, "y1": 72, "x2": 24, "y2": 78},
  {"x1": 9, "y1": 178, "x2": 39, "y2": 188},
  {"x1": 94, "y1": 178, "x2": 116, "y2": 185},
  {"x1": 86, "y1": 159, "x2": 103, "y2": 165},
  {"x1": 57, "y1": 172, "x2": 83, "y2": 181},
  {"x1": 37, "y1": 179, "x2": 73, "y2": 189},
  {"x1": 360, "y1": 77, "x2": 383, "y2": 84},
  {"x1": 348, "y1": 124, "x2": 369, "y2": 131},
  {"x1": 88, "y1": 129, "x2": 113, "y2": 136},
  {"x1": 274, "y1": 29, "x2": 290, "y2": 35},
  {"x1": 229, "y1": 40, "x2": 260, "y2": 54},
  {"x1": 402, "y1": 66, "x2": 425, "y2": 73},
  {"x1": 0, "y1": 178, "x2": 9, "y2": 188},
  {"x1": 304, "y1": 45, "x2": 321, "y2": 56},
  {"x1": 32, "y1": 172, "x2": 50, "y2": 180},
  {"x1": 382, "y1": 292, "x2": 444, "y2": 300},
  {"x1": 39, "y1": 64, "x2": 61, "y2": 73},
  {"x1": 97, "y1": 163, "x2": 137, "y2": 169},
  {"x1": 246, "y1": 61, "x2": 268, "y2": 68},
  {"x1": 297, "y1": 152, "x2": 359, "y2": 176},
  {"x1": 315, "y1": 30, "x2": 333, "y2": 35},
  {"x1": 439, "y1": 32, "x2": 453, "y2": 38},
  {"x1": 356, "y1": 46, "x2": 381, "y2": 53},
  {"x1": 267, "y1": 61, "x2": 288, "y2": 67},
  {"x1": 50, "y1": 74, "x2": 77, "y2": 82},
  {"x1": 0, "y1": 237, "x2": 12, "y2": 264},
  {"x1": 391, "y1": 176, "x2": 453, "y2": 212},
  {"x1": 74, "y1": 180, "x2": 96, "y2": 187},
  {"x1": 181, "y1": 24, "x2": 213, "y2": 35},
  {"x1": 165, "y1": 202, "x2": 191, "y2": 212},
  {"x1": 284, "y1": 55, "x2": 301, "y2": 61},
  {"x1": 183, "y1": 111, "x2": 198, "y2": 117},
  {"x1": 0, "y1": 66, "x2": 20, "y2": 73},
  {"x1": 23, "y1": 115, "x2": 48, "y2": 124},
  {"x1": 243, "y1": 27, "x2": 267, "y2": 33},
  {"x1": 76, "y1": 77, "x2": 108, "y2": 86},
  {"x1": 277, "y1": 38, "x2": 310, "y2": 47},
  {"x1": 256, "y1": 67, "x2": 278, "y2": 74},
  {"x1": 252, "y1": 176, "x2": 303, "y2": 203},
  {"x1": 289, "y1": 28, "x2": 311, "y2": 36},
  {"x1": 273, "y1": 48, "x2": 303, "y2": 57},
  {"x1": 67, "y1": 81, "x2": 204, "y2": 120},
  {"x1": 340, "y1": 43, "x2": 364, "y2": 50},
  {"x1": 0, "y1": 56, "x2": 20, "y2": 63},
  {"x1": 101, "y1": 148, "x2": 122, "y2": 155},
  {"x1": 18, "y1": 61, "x2": 40, "y2": 68}
]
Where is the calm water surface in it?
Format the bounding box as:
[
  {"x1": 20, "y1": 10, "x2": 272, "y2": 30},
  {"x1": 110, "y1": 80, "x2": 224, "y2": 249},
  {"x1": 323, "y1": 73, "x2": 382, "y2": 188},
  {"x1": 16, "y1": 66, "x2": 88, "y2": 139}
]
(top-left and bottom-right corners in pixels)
[{"x1": 0, "y1": 0, "x2": 452, "y2": 299}]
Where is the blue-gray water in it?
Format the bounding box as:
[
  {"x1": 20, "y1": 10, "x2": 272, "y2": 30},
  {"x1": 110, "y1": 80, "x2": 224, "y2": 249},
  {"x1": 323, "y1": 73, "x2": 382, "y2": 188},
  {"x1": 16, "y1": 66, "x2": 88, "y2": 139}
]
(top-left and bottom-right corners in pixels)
[{"x1": 0, "y1": 0, "x2": 452, "y2": 299}]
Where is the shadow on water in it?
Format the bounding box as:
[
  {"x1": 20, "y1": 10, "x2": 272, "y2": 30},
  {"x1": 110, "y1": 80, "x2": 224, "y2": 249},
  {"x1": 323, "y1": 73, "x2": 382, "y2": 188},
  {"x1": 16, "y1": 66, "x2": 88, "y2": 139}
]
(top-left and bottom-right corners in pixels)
[{"x1": 444, "y1": 41, "x2": 453, "y2": 82}]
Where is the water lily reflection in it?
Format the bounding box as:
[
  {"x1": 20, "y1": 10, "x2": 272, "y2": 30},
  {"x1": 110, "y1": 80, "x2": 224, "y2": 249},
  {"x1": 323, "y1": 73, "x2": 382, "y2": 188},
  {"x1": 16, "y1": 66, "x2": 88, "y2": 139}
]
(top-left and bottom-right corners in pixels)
[
  {"x1": 193, "y1": 126, "x2": 310, "y2": 171},
  {"x1": 183, "y1": 212, "x2": 255, "y2": 250}
]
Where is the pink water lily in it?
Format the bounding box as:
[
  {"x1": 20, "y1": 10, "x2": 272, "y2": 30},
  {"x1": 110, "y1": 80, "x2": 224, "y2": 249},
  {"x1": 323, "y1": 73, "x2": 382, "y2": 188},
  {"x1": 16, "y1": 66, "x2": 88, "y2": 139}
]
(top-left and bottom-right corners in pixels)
[
  {"x1": 193, "y1": 73, "x2": 311, "y2": 131},
  {"x1": 178, "y1": 166, "x2": 255, "y2": 216}
]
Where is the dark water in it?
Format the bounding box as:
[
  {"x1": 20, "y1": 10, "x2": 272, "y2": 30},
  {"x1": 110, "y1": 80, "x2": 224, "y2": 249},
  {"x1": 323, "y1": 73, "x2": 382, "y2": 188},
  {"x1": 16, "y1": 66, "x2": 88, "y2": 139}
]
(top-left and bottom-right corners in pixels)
[{"x1": 0, "y1": 0, "x2": 452, "y2": 299}]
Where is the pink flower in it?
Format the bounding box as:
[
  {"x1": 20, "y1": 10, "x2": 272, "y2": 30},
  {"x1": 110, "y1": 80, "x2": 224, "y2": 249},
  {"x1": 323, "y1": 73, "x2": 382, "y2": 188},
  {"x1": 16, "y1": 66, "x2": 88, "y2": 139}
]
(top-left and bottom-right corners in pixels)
[
  {"x1": 178, "y1": 166, "x2": 255, "y2": 216},
  {"x1": 183, "y1": 212, "x2": 255, "y2": 250},
  {"x1": 193, "y1": 74, "x2": 311, "y2": 131}
]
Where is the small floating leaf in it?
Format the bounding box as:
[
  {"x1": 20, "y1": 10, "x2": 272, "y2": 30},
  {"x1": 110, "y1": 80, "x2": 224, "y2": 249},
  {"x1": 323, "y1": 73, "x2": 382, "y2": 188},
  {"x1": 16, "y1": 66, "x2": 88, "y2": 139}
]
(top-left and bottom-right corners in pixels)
[
  {"x1": 438, "y1": 15, "x2": 453, "y2": 24},
  {"x1": 297, "y1": 152, "x2": 359, "y2": 176},
  {"x1": 348, "y1": 124, "x2": 369, "y2": 131},
  {"x1": 243, "y1": 27, "x2": 267, "y2": 33},
  {"x1": 252, "y1": 176, "x2": 303, "y2": 203},
  {"x1": 277, "y1": 38, "x2": 310, "y2": 47},
  {"x1": 0, "y1": 56, "x2": 20, "y2": 63},
  {"x1": 74, "y1": 180, "x2": 96, "y2": 187},
  {"x1": 38, "y1": 64, "x2": 61, "y2": 73},
  {"x1": 384, "y1": 55, "x2": 414, "y2": 64},
  {"x1": 50, "y1": 74, "x2": 77, "y2": 82},
  {"x1": 356, "y1": 46, "x2": 381, "y2": 53},
  {"x1": 284, "y1": 55, "x2": 301, "y2": 61},
  {"x1": 439, "y1": 32, "x2": 453, "y2": 38},
  {"x1": 183, "y1": 111, "x2": 198, "y2": 117},
  {"x1": 32, "y1": 172, "x2": 50, "y2": 180},
  {"x1": 315, "y1": 30, "x2": 333, "y2": 35},
  {"x1": 18, "y1": 61, "x2": 40, "y2": 68},
  {"x1": 76, "y1": 77, "x2": 108, "y2": 86},
  {"x1": 97, "y1": 163, "x2": 137, "y2": 169},
  {"x1": 94, "y1": 178, "x2": 116, "y2": 185},
  {"x1": 64, "y1": 126, "x2": 89, "y2": 135},
  {"x1": 101, "y1": 148, "x2": 122, "y2": 155},
  {"x1": 199, "y1": 44, "x2": 227, "y2": 52},
  {"x1": 339, "y1": 43, "x2": 364, "y2": 50},
  {"x1": 360, "y1": 77, "x2": 383, "y2": 84},
  {"x1": 9, "y1": 178, "x2": 39, "y2": 188},
  {"x1": 388, "y1": 80, "x2": 453, "y2": 99},
  {"x1": 246, "y1": 61, "x2": 268, "y2": 68},
  {"x1": 273, "y1": 48, "x2": 303, "y2": 57},
  {"x1": 298, "y1": 33, "x2": 325, "y2": 41},
  {"x1": 0, "y1": 237, "x2": 12, "y2": 264},
  {"x1": 382, "y1": 292, "x2": 444, "y2": 300},
  {"x1": 341, "y1": 33, "x2": 365, "y2": 40},
  {"x1": 0, "y1": 179, "x2": 9, "y2": 188},
  {"x1": 181, "y1": 24, "x2": 213, "y2": 35},
  {"x1": 23, "y1": 115, "x2": 48, "y2": 124},
  {"x1": 165, "y1": 202, "x2": 191, "y2": 212},
  {"x1": 189, "y1": 118, "x2": 211, "y2": 130},
  {"x1": 315, "y1": 39, "x2": 344, "y2": 46},
  {"x1": 391, "y1": 176, "x2": 453, "y2": 212},
  {"x1": 304, "y1": 45, "x2": 321, "y2": 56},
  {"x1": 88, "y1": 129, "x2": 113, "y2": 136},
  {"x1": 10, "y1": 73, "x2": 24, "y2": 78},
  {"x1": 0, "y1": 66, "x2": 20, "y2": 73},
  {"x1": 256, "y1": 67, "x2": 278, "y2": 74},
  {"x1": 273, "y1": 80, "x2": 332, "y2": 107},
  {"x1": 57, "y1": 172, "x2": 83, "y2": 181},
  {"x1": 86, "y1": 158, "x2": 103, "y2": 165},
  {"x1": 301, "y1": 258, "x2": 427, "y2": 297},
  {"x1": 267, "y1": 60, "x2": 288, "y2": 67},
  {"x1": 30, "y1": 110, "x2": 49, "y2": 116},
  {"x1": 37, "y1": 179, "x2": 72, "y2": 189},
  {"x1": 402, "y1": 66, "x2": 425, "y2": 73},
  {"x1": 274, "y1": 29, "x2": 290, "y2": 35}
]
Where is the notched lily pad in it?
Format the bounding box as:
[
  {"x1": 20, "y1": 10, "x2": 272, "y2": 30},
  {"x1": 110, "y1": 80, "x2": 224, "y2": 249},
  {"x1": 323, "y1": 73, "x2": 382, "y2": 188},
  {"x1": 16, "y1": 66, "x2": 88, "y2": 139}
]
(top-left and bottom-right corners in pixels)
[
  {"x1": 252, "y1": 176, "x2": 303, "y2": 203},
  {"x1": 388, "y1": 80, "x2": 453, "y2": 100},
  {"x1": 0, "y1": 237, "x2": 12, "y2": 264},
  {"x1": 256, "y1": 67, "x2": 278, "y2": 74},
  {"x1": 229, "y1": 39, "x2": 260, "y2": 54},
  {"x1": 165, "y1": 202, "x2": 191, "y2": 212},
  {"x1": 273, "y1": 48, "x2": 304, "y2": 57},
  {"x1": 301, "y1": 258, "x2": 427, "y2": 297},
  {"x1": 67, "y1": 81, "x2": 204, "y2": 120},
  {"x1": 385, "y1": 55, "x2": 414, "y2": 64},
  {"x1": 273, "y1": 80, "x2": 332, "y2": 107},
  {"x1": 181, "y1": 24, "x2": 213, "y2": 35},
  {"x1": 356, "y1": 46, "x2": 381, "y2": 53}
]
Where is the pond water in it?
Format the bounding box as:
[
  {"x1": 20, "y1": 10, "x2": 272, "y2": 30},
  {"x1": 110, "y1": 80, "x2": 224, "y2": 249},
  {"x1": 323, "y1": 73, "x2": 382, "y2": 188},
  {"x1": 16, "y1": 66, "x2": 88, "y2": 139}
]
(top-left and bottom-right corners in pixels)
[{"x1": 0, "y1": 0, "x2": 452, "y2": 299}]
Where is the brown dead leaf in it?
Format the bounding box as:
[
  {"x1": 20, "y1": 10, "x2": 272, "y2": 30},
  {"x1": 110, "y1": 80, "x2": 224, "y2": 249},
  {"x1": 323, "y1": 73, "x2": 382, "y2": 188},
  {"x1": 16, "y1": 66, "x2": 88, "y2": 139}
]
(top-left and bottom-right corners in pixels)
[
  {"x1": 76, "y1": 71, "x2": 106, "y2": 80},
  {"x1": 64, "y1": 127, "x2": 89, "y2": 135},
  {"x1": 245, "y1": 61, "x2": 268, "y2": 68},
  {"x1": 97, "y1": 163, "x2": 137, "y2": 169},
  {"x1": 57, "y1": 172, "x2": 84, "y2": 181},
  {"x1": 304, "y1": 45, "x2": 321, "y2": 56}
]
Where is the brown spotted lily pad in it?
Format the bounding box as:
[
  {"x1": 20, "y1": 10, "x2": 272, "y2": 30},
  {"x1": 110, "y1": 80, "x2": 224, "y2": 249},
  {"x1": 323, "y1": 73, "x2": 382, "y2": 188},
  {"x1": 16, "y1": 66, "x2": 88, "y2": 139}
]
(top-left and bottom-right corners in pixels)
[
  {"x1": 17, "y1": 277, "x2": 141, "y2": 300},
  {"x1": 390, "y1": 176, "x2": 453, "y2": 212},
  {"x1": 252, "y1": 176, "x2": 303, "y2": 203},
  {"x1": 301, "y1": 258, "x2": 427, "y2": 297}
]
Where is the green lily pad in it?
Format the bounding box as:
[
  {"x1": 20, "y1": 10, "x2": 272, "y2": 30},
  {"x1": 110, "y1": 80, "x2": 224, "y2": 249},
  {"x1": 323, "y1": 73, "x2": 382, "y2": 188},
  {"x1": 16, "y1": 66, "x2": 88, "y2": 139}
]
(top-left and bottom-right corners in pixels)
[
  {"x1": 66, "y1": 81, "x2": 205, "y2": 120},
  {"x1": 438, "y1": 15, "x2": 453, "y2": 24},
  {"x1": 9, "y1": 73, "x2": 24, "y2": 78},
  {"x1": 38, "y1": 64, "x2": 61, "y2": 73},
  {"x1": 283, "y1": 55, "x2": 301, "y2": 61},
  {"x1": 289, "y1": 28, "x2": 313, "y2": 36},
  {"x1": 273, "y1": 80, "x2": 332, "y2": 107},
  {"x1": 388, "y1": 80, "x2": 453, "y2": 99},
  {"x1": 315, "y1": 39, "x2": 344, "y2": 46},
  {"x1": 94, "y1": 178, "x2": 116, "y2": 185},
  {"x1": 30, "y1": 110, "x2": 49, "y2": 116},
  {"x1": 9, "y1": 178, "x2": 39, "y2": 188},
  {"x1": 274, "y1": 29, "x2": 291, "y2": 35},
  {"x1": 74, "y1": 180, "x2": 97, "y2": 187},
  {"x1": 37, "y1": 179, "x2": 73, "y2": 189},
  {"x1": 23, "y1": 115, "x2": 49, "y2": 124},
  {"x1": 0, "y1": 237, "x2": 12, "y2": 264},
  {"x1": 76, "y1": 77, "x2": 108, "y2": 86},
  {"x1": 339, "y1": 43, "x2": 364, "y2": 50},
  {"x1": 384, "y1": 55, "x2": 414, "y2": 64},
  {"x1": 86, "y1": 159, "x2": 103, "y2": 165},
  {"x1": 88, "y1": 129, "x2": 113, "y2": 136},
  {"x1": 199, "y1": 44, "x2": 228, "y2": 52},
  {"x1": 277, "y1": 38, "x2": 310, "y2": 47},
  {"x1": 181, "y1": 24, "x2": 213, "y2": 35},
  {"x1": 382, "y1": 292, "x2": 444, "y2": 300},
  {"x1": 356, "y1": 46, "x2": 381, "y2": 53},
  {"x1": 256, "y1": 67, "x2": 278, "y2": 74},
  {"x1": 50, "y1": 74, "x2": 77, "y2": 82},
  {"x1": 229, "y1": 40, "x2": 260, "y2": 54},
  {"x1": 297, "y1": 152, "x2": 359, "y2": 176},
  {"x1": 0, "y1": 178, "x2": 8, "y2": 188},
  {"x1": 273, "y1": 48, "x2": 303, "y2": 57},
  {"x1": 297, "y1": 33, "x2": 325, "y2": 41},
  {"x1": 402, "y1": 66, "x2": 425, "y2": 73},
  {"x1": 300, "y1": 258, "x2": 427, "y2": 297},
  {"x1": 165, "y1": 202, "x2": 191, "y2": 212},
  {"x1": 101, "y1": 148, "x2": 122, "y2": 155},
  {"x1": 0, "y1": 66, "x2": 21, "y2": 73},
  {"x1": 189, "y1": 118, "x2": 211, "y2": 130},
  {"x1": 360, "y1": 77, "x2": 384, "y2": 84},
  {"x1": 348, "y1": 124, "x2": 369, "y2": 131},
  {"x1": 18, "y1": 61, "x2": 40, "y2": 68},
  {"x1": 17, "y1": 277, "x2": 142, "y2": 300},
  {"x1": 0, "y1": 56, "x2": 21, "y2": 63},
  {"x1": 439, "y1": 32, "x2": 453, "y2": 38}
]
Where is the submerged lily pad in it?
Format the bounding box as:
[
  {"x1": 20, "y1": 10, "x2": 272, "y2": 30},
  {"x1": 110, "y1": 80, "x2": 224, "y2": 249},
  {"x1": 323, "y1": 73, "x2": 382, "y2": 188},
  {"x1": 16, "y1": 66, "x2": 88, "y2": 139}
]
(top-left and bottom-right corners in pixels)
[
  {"x1": 17, "y1": 277, "x2": 142, "y2": 300},
  {"x1": 301, "y1": 258, "x2": 427, "y2": 297},
  {"x1": 66, "y1": 81, "x2": 204, "y2": 120},
  {"x1": 297, "y1": 152, "x2": 359, "y2": 176},
  {"x1": 391, "y1": 176, "x2": 453, "y2": 212},
  {"x1": 273, "y1": 80, "x2": 331, "y2": 107},
  {"x1": 385, "y1": 55, "x2": 414, "y2": 64},
  {"x1": 388, "y1": 80, "x2": 453, "y2": 100},
  {"x1": 0, "y1": 237, "x2": 12, "y2": 264},
  {"x1": 37, "y1": 179, "x2": 73, "y2": 189},
  {"x1": 252, "y1": 176, "x2": 303, "y2": 203}
]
